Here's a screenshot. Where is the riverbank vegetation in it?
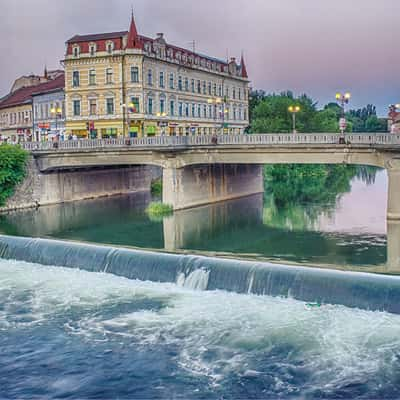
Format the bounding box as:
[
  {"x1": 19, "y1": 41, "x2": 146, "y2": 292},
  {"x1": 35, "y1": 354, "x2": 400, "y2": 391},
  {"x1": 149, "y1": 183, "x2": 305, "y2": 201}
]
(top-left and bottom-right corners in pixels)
[
  {"x1": 0, "y1": 144, "x2": 28, "y2": 206},
  {"x1": 151, "y1": 179, "x2": 162, "y2": 196},
  {"x1": 146, "y1": 202, "x2": 173, "y2": 218}
]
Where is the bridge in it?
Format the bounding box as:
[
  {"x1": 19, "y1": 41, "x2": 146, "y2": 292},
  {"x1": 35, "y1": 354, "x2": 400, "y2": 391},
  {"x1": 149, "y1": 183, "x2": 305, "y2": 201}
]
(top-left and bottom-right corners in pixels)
[{"x1": 11, "y1": 133, "x2": 400, "y2": 219}]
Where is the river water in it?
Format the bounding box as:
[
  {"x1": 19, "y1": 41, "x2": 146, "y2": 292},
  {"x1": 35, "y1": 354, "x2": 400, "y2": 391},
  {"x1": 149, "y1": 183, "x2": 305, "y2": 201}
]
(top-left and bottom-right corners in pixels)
[
  {"x1": 1, "y1": 167, "x2": 400, "y2": 398},
  {"x1": 0, "y1": 169, "x2": 390, "y2": 272}
]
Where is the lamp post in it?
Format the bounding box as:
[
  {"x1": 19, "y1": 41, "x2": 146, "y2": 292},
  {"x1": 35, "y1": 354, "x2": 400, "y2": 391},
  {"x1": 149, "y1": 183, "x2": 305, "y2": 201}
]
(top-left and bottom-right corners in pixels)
[
  {"x1": 208, "y1": 97, "x2": 228, "y2": 135},
  {"x1": 156, "y1": 112, "x2": 168, "y2": 135},
  {"x1": 288, "y1": 105, "x2": 301, "y2": 133},
  {"x1": 50, "y1": 106, "x2": 62, "y2": 136},
  {"x1": 335, "y1": 92, "x2": 351, "y2": 135},
  {"x1": 122, "y1": 102, "x2": 135, "y2": 138}
]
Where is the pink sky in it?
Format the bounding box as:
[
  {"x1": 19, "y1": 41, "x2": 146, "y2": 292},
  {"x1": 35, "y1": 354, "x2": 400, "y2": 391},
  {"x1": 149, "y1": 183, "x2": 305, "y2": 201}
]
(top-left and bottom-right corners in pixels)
[{"x1": 0, "y1": 0, "x2": 399, "y2": 114}]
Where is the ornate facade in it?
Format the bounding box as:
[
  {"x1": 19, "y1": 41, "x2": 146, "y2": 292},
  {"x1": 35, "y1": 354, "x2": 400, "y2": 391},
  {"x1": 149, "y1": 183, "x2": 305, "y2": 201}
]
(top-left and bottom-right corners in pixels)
[
  {"x1": 64, "y1": 14, "x2": 249, "y2": 138},
  {"x1": 0, "y1": 72, "x2": 64, "y2": 142}
]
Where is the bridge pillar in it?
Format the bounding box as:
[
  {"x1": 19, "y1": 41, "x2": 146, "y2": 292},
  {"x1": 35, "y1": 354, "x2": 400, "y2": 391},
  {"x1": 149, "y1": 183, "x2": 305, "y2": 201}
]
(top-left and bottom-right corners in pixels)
[
  {"x1": 387, "y1": 159, "x2": 400, "y2": 220},
  {"x1": 387, "y1": 220, "x2": 400, "y2": 273},
  {"x1": 162, "y1": 164, "x2": 264, "y2": 211}
]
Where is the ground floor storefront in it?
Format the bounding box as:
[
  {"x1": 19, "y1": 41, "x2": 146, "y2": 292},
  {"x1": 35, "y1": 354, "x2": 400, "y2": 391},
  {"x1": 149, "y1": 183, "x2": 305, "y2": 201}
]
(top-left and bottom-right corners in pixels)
[{"x1": 3, "y1": 119, "x2": 247, "y2": 142}]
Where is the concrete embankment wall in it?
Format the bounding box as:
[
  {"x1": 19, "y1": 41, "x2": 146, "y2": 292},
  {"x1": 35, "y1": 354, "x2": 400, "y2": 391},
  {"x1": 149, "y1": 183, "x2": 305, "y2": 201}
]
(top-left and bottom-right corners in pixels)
[{"x1": 1, "y1": 157, "x2": 155, "y2": 212}]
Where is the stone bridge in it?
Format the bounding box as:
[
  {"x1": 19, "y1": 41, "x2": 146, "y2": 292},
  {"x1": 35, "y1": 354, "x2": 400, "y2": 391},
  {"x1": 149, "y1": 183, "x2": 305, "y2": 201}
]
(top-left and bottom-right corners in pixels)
[{"x1": 14, "y1": 133, "x2": 400, "y2": 218}]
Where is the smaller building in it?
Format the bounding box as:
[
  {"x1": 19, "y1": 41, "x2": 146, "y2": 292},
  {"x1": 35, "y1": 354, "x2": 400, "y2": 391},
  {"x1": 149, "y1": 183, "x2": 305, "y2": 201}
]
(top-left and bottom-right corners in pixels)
[
  {"x1": 389, "y1": 105, "x2": 400, "y2": 134},
  {"x1": 32, "y1": 75, "x2": 66, "y2": 141},
  {"x1": 0, "y1": 73, "x2": 65, "y2": 142}
]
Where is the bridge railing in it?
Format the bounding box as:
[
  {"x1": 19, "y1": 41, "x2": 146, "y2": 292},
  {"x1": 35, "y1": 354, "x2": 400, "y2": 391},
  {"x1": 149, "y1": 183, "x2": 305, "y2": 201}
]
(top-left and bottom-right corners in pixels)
[{"x1": 18, "y1": 133, "x2": 400, "y2": 151}]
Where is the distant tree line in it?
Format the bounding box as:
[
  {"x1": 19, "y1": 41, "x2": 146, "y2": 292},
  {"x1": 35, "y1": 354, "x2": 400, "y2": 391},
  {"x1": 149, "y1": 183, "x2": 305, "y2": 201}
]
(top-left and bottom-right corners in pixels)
[
  {"x1": 247, "y1": 90, "x2": 382, "y2": 208},
  {"x1": 248, "y1": 90, "x2": 387, "y2": 134}
]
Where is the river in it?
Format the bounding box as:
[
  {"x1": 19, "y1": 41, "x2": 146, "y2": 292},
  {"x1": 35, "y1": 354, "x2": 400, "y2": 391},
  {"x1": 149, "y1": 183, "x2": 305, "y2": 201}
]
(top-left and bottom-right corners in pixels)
[
  {"x1": 1, "y1": 167, "x2": 400, "y2": 399},
  {"x1": 0, "y1": 168, "x2": 390, "y2": 272}
]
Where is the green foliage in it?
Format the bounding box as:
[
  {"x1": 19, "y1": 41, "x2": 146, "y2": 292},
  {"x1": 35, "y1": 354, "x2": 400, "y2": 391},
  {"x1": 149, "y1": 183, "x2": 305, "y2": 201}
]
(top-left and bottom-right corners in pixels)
[
  {"x1": 347, "y1": 104, "x2": 387, "y2": 132},
  {"x1": 145, "y1": 202, "x2": 173, "y2": 219},
  {"x1": 0, "y1": 144, "x2": 28, "y2": 206},
  {"x1": 249, "y1": 91, "x2": 341, "y2": 134},
  {"x1": 151, "y1": 179, "x2": 162, "y2": 196}
]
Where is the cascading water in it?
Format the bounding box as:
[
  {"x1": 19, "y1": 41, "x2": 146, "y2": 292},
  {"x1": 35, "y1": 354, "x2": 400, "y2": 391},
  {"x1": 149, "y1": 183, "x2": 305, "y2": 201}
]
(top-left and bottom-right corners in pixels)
[{"x1": 1, "y1": 234, "x2": 400, "y2": 314}]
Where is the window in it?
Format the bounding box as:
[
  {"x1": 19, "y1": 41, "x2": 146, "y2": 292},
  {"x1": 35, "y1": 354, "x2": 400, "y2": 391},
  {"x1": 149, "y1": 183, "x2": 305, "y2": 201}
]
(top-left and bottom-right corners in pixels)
[
  {"x1": 89, "y1": 69, "x2": 96, "y2": 85},
  {"x1": 148, "y1": 69, "x2": 153, "y2": 86},
  {"x1": 203, "y1": 104, "x2": 207, "y2": 118},
  {"x1": 191, "y1": 103, "x2": 195, "y2": 117},
  {"x1": 233, "y1": 88, "x2": 236, "y2": 100},
  {"x1": 159, "y1": 71, "x2": 164, "y2": 88},
  {"x1": 73, "y1": 46, "x2": 80, "y2": 57},
  {"x1": 191, "y1": 79, "x2": 195, "y2": 93},
  {"x1": 197, "y1": 80, "x2": 201, "y2": 94},
  {"x1": 178, "y1": 76, "x2": 182, "y2": 91},
  {"x1": 213, "y1": 83, "x2": 217, "y2": 96},
  {"x1": 89, "y1": 45, "x2": 96, "y2": 56},
  {"x1": 131, "y1": 66, "x2": 139, "y2": 83},
  {"x1": 179, "y1": 102, "x2": 183, "y2": 117},
  {"x1": 233, "y1": 107, "x2": 237, "y2": 120},
  {"x1": 130, "y1": 97, "x2": 140, "y2": 113},
  {"x1": 107, "y1": 42, "x2": 114, "y2": 54},
  {"x1": 160, "y1": 98, "x2": 165, "y2": 114},
  {"x1": 208, "y1": 82, "x2": 212, "y2": 95},
  {"x1": 185, "y1": 103, "x2": 189, "y2": 117},
  {"x1": 106, "y1": 98, "x2": 114, "y2": 115},
  {"x1": 148, "y1": 98, "x2": 153, "y2": 114},
  {"x1": 72, "y1": 71, "x2": 80, "y2": 87},
  {"x1": 202, "y1": 81, "x2": 206, "y2": 95},
  {"x1": 197, "y1": 104, "x2": 201, "y2": 118},
  {"x1": 208, "y1": 105, "x2": 212, "y2": 119},
  {"x1": 238, "y1": 89, "x2": 241, "y2": 100},
  {"x1": 218, "y1": 85, "x2": 222, "y2": 97},
  {"x1": 169, "y1": 73, "x2": 174, "y2": 89},
  {"x1": 106, "y1": 68, "x2": 113, "y2": 84},
  {"x1": 185, "y1": 77, "x2": 189, "y2": 91},
  {"x1": 73, "y1": 100, "x2": 81, "y2": 116},
  {"x1": 89, "y1": 99, "x2": 97, "y2": 115},
  {"x1": 170, "y1": 100, "x2": 175, "y2": 116}
]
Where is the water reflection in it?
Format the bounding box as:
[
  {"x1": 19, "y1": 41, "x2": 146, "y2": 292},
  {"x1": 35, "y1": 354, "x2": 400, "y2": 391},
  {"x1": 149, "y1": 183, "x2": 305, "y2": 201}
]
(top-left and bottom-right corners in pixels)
[{"x1": 0, "y1": 170, "x2": 397, "y2": 274}]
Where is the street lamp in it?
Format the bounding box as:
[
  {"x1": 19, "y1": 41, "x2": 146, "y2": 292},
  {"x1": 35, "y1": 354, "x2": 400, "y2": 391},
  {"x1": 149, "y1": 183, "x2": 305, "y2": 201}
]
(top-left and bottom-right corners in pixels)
[
  {"x1": 122, "y1": 102, "x2": 135, "y2": 138},
  {"x1": 288, "y1": 105, "x2": 301, "y2": 133},
  {"x1": 156, "y1": 112, "x2": 168, "y2": 135},
  {"x1": 208, "y1": 97, "x2": 227, "y2": 135},
  {"x1": 335, "y1": 92, "x2": 351, "y2": 135},
  {"x1": 50, "y1": 106, "x2": 62, "y2": 136}
]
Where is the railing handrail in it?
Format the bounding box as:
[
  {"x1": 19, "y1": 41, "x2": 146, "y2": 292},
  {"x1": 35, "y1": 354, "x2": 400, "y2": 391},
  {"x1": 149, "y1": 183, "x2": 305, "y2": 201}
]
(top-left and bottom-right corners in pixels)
[{"x1": 16, "y1": 133, "x2": 400, "y2": 152}]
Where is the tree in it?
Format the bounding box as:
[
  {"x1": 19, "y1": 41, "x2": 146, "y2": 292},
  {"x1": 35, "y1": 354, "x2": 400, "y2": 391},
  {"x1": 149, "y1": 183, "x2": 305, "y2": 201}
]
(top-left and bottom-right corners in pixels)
[{"x1": 0, "y1": 144, "x2": 28, "y2": 206}]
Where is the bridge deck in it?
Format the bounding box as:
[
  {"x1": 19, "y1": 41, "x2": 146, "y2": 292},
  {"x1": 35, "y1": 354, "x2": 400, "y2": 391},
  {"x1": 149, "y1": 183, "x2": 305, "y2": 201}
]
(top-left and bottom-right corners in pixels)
[{"x1": 19, "y1": 133, "x2": 400, "y2": 153}]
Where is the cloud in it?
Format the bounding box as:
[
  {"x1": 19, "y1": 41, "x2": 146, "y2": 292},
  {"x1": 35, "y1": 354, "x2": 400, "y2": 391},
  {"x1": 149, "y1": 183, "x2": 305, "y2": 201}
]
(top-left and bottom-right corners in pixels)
[{"x1": 1, "y1": 0, "x2": 398, "y2": 114}]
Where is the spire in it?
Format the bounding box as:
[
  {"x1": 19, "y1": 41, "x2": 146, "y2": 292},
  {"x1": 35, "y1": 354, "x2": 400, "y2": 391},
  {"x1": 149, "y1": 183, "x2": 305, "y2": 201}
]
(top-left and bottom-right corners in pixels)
[
  {"x1": 126, "y1": 10, "x2": 142, "y2": 49},
  {"x1": 240, "y1": 53, "x2": 248, "y2": 79},
  {"x1": 44, "y1": 65, "x2": 48, "y2": 79}
]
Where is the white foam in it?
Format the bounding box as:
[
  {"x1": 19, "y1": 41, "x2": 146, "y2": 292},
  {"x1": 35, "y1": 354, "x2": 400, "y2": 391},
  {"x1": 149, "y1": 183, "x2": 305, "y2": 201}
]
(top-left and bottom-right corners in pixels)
[{"x1": 1, "y1": 258, "x2": 400, "y2": 391}]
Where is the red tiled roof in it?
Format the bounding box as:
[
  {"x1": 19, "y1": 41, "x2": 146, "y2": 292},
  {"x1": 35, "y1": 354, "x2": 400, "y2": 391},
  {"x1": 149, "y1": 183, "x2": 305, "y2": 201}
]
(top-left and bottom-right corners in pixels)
[
  {"x1": 0, "y1": 74, "x2": 65, "y2": 110},
  {"x1": 31, "y1": 74, "x2": 65, "y2": 96},
  {"x1": 67, "y1": 31, "x2": 128, "y2": 43}
]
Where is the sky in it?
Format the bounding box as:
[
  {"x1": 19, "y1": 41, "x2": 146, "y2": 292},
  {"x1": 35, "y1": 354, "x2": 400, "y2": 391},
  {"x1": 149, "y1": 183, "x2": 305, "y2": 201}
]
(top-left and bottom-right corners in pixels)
[{"x1": 0, "y1": 0, "x2": 399, "y2": 115}]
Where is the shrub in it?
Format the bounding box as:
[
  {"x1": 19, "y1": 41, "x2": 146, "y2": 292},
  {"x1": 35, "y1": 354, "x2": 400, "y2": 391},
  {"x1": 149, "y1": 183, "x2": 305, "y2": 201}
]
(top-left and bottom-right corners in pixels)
[
  {"x1": 145, "y1": 202, "x2": 173, "y2": 218},
  {"x1": 0, "y1": 144, "x2": 28, "y2": 206},
  {"x1": 151, "y1": 179, "x2": 162, "y2": 196}
]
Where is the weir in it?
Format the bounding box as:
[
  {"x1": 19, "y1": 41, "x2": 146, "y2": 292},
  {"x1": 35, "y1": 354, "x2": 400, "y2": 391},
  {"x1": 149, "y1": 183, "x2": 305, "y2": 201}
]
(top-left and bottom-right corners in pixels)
[{"x1": 1, "y1": 235, "x2": 400, "y2": 314}]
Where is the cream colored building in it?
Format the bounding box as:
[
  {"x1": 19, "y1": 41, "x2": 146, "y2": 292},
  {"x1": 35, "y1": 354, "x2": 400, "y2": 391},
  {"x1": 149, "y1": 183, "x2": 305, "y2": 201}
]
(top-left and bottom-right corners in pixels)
[{"x1": 64, "y1": 14, "x2": 249, "y2": 138}]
